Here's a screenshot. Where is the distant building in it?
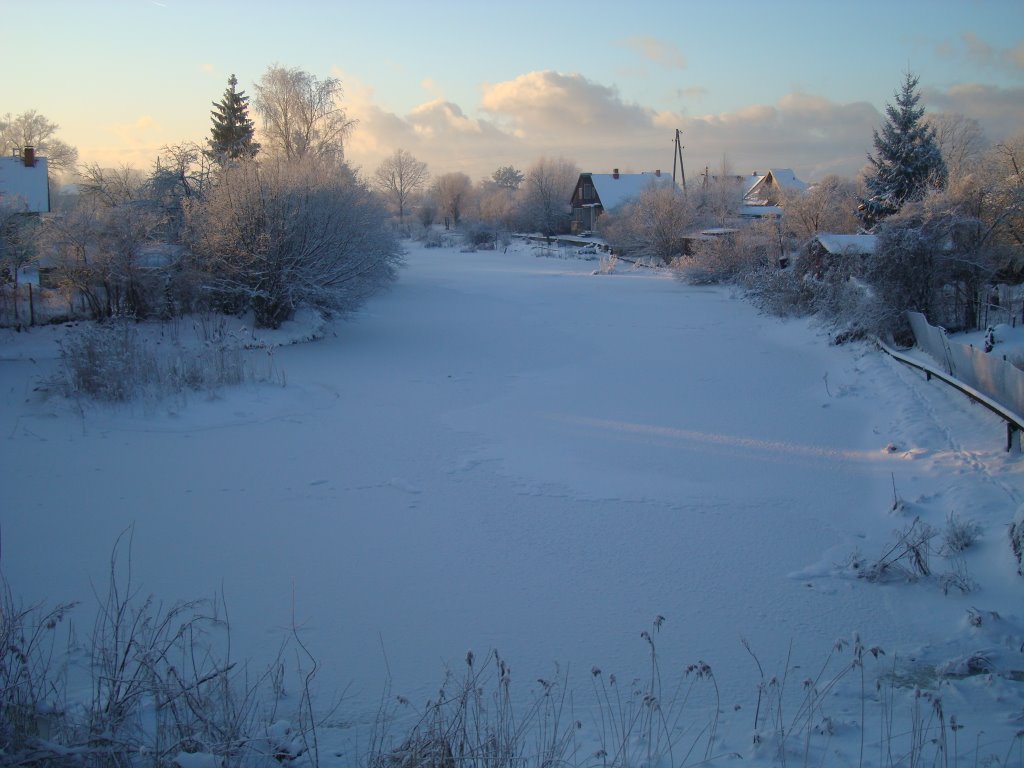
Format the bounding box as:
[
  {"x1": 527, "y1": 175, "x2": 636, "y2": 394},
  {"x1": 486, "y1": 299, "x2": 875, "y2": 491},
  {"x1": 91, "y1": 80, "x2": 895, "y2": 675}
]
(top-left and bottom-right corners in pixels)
[
  {"x1": 802, "y1": 233, "x2": 877, "y2": 278},
  {"x1": 744, "y1": 168, "x2": 807, "y2": 206},
  {"x1": 0, "y1": 147, "x2": 50, "y2": 213},
  {"x1": 569, "y1": 169, "x2": 676, "y2": 234}
]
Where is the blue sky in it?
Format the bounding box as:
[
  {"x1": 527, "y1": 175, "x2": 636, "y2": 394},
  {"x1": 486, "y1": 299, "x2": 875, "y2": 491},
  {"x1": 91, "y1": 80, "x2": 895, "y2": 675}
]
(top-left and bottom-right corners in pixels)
[{"x1": 4, "y1": 0, "x2": 1023, "y2": 181}]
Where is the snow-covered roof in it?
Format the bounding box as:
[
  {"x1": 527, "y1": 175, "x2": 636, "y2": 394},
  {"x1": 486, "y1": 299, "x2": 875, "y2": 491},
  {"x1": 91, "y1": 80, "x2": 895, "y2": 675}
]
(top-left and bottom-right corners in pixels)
[
  {"x1": 0, "y1": 155, "x2": 50, "y2": 213},
  {"x1": 739, "y1": 205, "x2": 782, "y2": 218},
  {"x1": 765, "y1": 168, "x2": 807, "y2": 192},
  {"x1": 813, "y1": 233, "x2": 877, "y2": 255},
  {"x1": 744, "y1": 168, "x2": 808, "y2": 204},
  {"x1": 742, "y1": 173, "x2": 764, "y2": 197},
  {"x1": 588, "y1": 172, "x2": 676, "y2": 211}
]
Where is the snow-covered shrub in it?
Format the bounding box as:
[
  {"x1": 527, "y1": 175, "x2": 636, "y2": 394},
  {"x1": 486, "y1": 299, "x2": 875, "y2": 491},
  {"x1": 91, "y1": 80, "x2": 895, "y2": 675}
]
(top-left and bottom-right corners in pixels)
[
  {"x1": 420, "y1": 228, "x2": 451, "y2": 249},
  {"x1": 680, "y1": 219, "x2": 781, "y2": 286},
  {"x1": 0, "y1": 533, "x2": 318, "y2": 767},
  {"x1": 595, "y1": 253, "x2": 618, "y2": 275},
  {"x1": 57, "y1": 314, "x2": 160, "y2": 401},
  {"x1": 0, "y1": 576, "x2": 75, "y2": 764},
  {"x1": 940, "y1": 511, "x2": 981, "y2": 555},
  {"x1": 460, "y1": 224, "x2": 497, "y2": 251},
  {"x1": 57, "y1": 315, "x2": 273, "y2": 402},
  {"x1": 185, "y1": 157, "x2": 402, "y2": 329},
  {"x1": 1011, "y1": 505, "x2": 1024, "y2": 576},
  {"x1": 849, "y1": 517, "x2": 937, "y2": 583},
  {"x1": 742, "y1": 264, "x2": 814, "y2": 318},
  {"x1": 369, "y1": 650, "x2": 574, "y2": 768}
]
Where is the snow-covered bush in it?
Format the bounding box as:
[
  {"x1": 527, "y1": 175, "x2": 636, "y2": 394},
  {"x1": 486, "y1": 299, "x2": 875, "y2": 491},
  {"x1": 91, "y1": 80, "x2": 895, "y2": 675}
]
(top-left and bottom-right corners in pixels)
[
  {"x1": 1011, "y1": 505, "x2": 1024, "y2": 576},
  {"x1": 369, "y1": 650, "x2": 575, "y2": 768},
  {"x1": 0, "y1": 534, "x2": 316, "y2": 767},
  {"x1": 57, "y1": 315, "x2": 160, "y2": 401},
  {"x1": 742, "y1": 264, "x2": 814, "y2": 318},
  {"x1": 57, "y1": 315, "x2": 271, "y2": 402},
  {"x1": 185, "y1": 157, "x2": 402, "y2": 328},
  {"x1": 848, "y1": 517, "x2": 937, "y2": 583},
  {"x1": 940, "y1": 511, "x2": 981, "y2": 555},
  {"x1": 0, "y1": 576, "x2": 75, "y2": 763},
  {"x1": 459, "y1": 224, "x2": 497, "y2": 251},
  {"x1": 679, "y1": 219, "x2": 782, "y2": 286}
]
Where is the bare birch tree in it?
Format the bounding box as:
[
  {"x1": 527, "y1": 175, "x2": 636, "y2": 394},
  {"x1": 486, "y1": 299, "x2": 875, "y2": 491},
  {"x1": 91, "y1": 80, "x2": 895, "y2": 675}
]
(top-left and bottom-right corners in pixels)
[
  {"x1": 520, "y1": 157, "x2": 578, "y2": 239},
  {"x1": 253, "y1": 66, "x2": 356, "y2": 164},
  {"x1": 0, "y1": 109, "x2": 79, "y2": 176}
]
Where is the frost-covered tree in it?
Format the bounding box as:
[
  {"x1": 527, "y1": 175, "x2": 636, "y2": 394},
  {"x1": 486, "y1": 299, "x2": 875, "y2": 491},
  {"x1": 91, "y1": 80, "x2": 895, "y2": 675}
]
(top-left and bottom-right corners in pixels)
[
  {"x1": 43, "y1": 167, "x2": 165, "y2": 319},
  {"x1": 600, "y1": 185, "x2": 695, "y2": 265},
  {"x1": 185, "y1": 158, "x2": 401, "y2": 328},
  {"x1": 781, "y1": 175, "x2": 860, "y2": 242},
  {"x1": 859, "y1": 73, "x2": 947, "y2": 228},
  {"x1": 253, "y1": 65, "x2": 355, "y2": 163},
  {"x1": 519, "y1": 156, "x2": 578, "y2": 239},
  {"x1": 0, "y1": 109, "x2": 78, "y2": 176},
  {"x1": 492, "y1": 165, "x2": 524, "y2": 193},
  {"x1": 0, "y1": 202, "x2": 39, "y2": 323},
  {"x1": 373, "y1": 148, "x2": 429, "y2": 224},
  {"x1": 433, "y1": 172, "x2": 472, "y2": 228},
  {"x1": 863, "y1": 202, "x2": 954, "y2": 340},
  {"x1": 208, "y1": 74, "x2": 259, "y2": 161},
  {"x1": 926, "y1": 112, "x2": 986, "y2": 181}
]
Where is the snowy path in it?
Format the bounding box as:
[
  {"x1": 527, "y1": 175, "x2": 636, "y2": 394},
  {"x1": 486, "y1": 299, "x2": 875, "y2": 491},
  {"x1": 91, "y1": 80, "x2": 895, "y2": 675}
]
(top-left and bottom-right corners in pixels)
[{"x1": 3, "y1": 241, "x2": 1022, "y2": 762}]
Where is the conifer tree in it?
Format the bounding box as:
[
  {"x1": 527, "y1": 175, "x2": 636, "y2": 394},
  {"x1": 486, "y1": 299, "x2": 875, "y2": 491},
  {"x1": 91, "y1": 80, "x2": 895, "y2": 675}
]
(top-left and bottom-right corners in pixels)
[
  {"x1": 859, "y1": 73, "x2": 947, "y2": 227},
  {"x1": 208, "y1": 74, "x2": 259, "y2": 161}
]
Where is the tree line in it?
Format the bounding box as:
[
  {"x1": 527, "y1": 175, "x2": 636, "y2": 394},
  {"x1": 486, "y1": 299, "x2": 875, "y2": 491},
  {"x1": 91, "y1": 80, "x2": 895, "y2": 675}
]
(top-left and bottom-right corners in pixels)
[
  {"x1": 1, "y1": 69, "x2": 1022, "y2": 341},
  {"x1": 1, "y1": 65, "x2": 397, "y2": 328},
  {"x1": 597, "y1": 74, "x2": 1023, "y2": 344}
]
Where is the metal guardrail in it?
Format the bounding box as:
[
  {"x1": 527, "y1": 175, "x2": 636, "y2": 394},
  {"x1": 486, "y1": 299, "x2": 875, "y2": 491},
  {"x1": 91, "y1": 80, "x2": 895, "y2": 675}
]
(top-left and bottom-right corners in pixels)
[{"x1": 877, "y1": 338, "x2": 1024, "y2": 453}]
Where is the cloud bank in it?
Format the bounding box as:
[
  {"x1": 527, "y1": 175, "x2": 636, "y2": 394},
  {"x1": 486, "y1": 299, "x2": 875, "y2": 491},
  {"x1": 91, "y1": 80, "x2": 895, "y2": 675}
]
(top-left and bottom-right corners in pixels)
[{"x1": 345, "y1": 69, "x2": 1023, "y2": 184}]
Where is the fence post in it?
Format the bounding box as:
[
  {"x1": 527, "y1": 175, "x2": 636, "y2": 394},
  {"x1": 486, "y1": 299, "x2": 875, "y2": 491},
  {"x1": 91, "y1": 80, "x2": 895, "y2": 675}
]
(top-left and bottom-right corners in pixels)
[
  {"x1": 1007, "y1": 423, "x2": 1021, "y2": 453},
  {"x1": 29, "y1": 283, "x2": 35, "y2": 326}
]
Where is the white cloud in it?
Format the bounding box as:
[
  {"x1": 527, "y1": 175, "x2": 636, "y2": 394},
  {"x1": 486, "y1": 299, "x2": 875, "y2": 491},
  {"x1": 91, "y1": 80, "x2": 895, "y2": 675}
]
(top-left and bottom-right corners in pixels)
[
  {"x1": 340, "y1": 70, "x2": 1023, "y2": 184},
  {"x1": 621, "y1": 36, "x2": 688, "y2": 70},
  {"x1": 921, "y1": 83, "x2": 1024, "y2": 142}
]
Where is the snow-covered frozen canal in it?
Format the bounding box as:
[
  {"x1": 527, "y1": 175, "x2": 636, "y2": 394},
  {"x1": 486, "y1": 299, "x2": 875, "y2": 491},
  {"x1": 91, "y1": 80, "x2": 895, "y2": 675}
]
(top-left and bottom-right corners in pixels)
[{"x1": 4, "y1": 240, "x2": 1022, "y2": 760}]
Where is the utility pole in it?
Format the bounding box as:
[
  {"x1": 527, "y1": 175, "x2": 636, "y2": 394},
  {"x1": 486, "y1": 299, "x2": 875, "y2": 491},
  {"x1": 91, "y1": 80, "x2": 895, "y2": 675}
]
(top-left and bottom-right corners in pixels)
[{"x1": 672, "y1": 129, "x2": 687, "y2": 193}]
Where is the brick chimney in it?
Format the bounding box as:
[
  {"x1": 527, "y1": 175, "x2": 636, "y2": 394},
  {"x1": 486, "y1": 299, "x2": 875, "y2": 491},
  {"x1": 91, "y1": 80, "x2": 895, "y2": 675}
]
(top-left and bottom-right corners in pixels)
[
  {"x1": 22, "y1": 146, "x2": 35, "y2": 167},
  {"x1": 612, "y1": 168, "x2": 619, "y2": 179}
]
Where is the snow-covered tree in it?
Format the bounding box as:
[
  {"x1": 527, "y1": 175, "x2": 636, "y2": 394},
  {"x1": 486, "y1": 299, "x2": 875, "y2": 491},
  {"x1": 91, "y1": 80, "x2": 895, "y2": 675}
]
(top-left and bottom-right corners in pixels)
[
  {"x1": 864, "y1": 204, "x2": 949, "y2": 339},
  {"x1": 208, "y1": 74, "x2": 259, "y2": 161},
  {"x1": 781, "y1": 175, "x2": 860, "y2": 243},
  {"x1": 492, "y1": 165, "x2": 524, "y2": 193},
  {"x1": 185, "y1": 158, "x2": 401, "y2": 328},
  {"x1": 0, "y1": 109, "x2": 78, "y2": 176},
  {"x1": 373, "y1": 148, "x2": 429, "y2": 224},
  {"x1": 253, "y1": 65, "x2": 355, "y2": 163},
  {"x1": 432, "y1": 172, "x2": 472, "y2": 228},
  {"x1": 926, "y1": 112, "x2": 986, "y2": 181},
  {"x1": 601, "y1": 185, "x2": 696, "y2": 265},
  {"x1": 859, "y1": 73, "x2": 947, "y2": 228},
  {"x1": 0, "y1": 202, "x2": 39, "y2": 323},
  {"x1": 42, "y1": 167, "x2": 165, "y2": 320},
  {"x1": 519, "y1": 157, "x2": 578, "y2": 239}
]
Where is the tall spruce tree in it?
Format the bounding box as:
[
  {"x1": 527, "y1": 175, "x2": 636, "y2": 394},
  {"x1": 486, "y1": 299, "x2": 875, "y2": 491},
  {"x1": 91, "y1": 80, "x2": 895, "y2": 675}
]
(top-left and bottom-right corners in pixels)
[
  {"x1": 859, "y1": 73, "x2": 947, "y2": 227},
  {"x1": 208, "y1": 74, "x2": 259, "y2": 161}
]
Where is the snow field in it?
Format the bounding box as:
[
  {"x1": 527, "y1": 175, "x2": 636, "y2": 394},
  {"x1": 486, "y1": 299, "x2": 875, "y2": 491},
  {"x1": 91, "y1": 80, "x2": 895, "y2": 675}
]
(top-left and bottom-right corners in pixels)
[{"x1": 2, "y1": 239, "x2": 1022, "y2": 766}]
